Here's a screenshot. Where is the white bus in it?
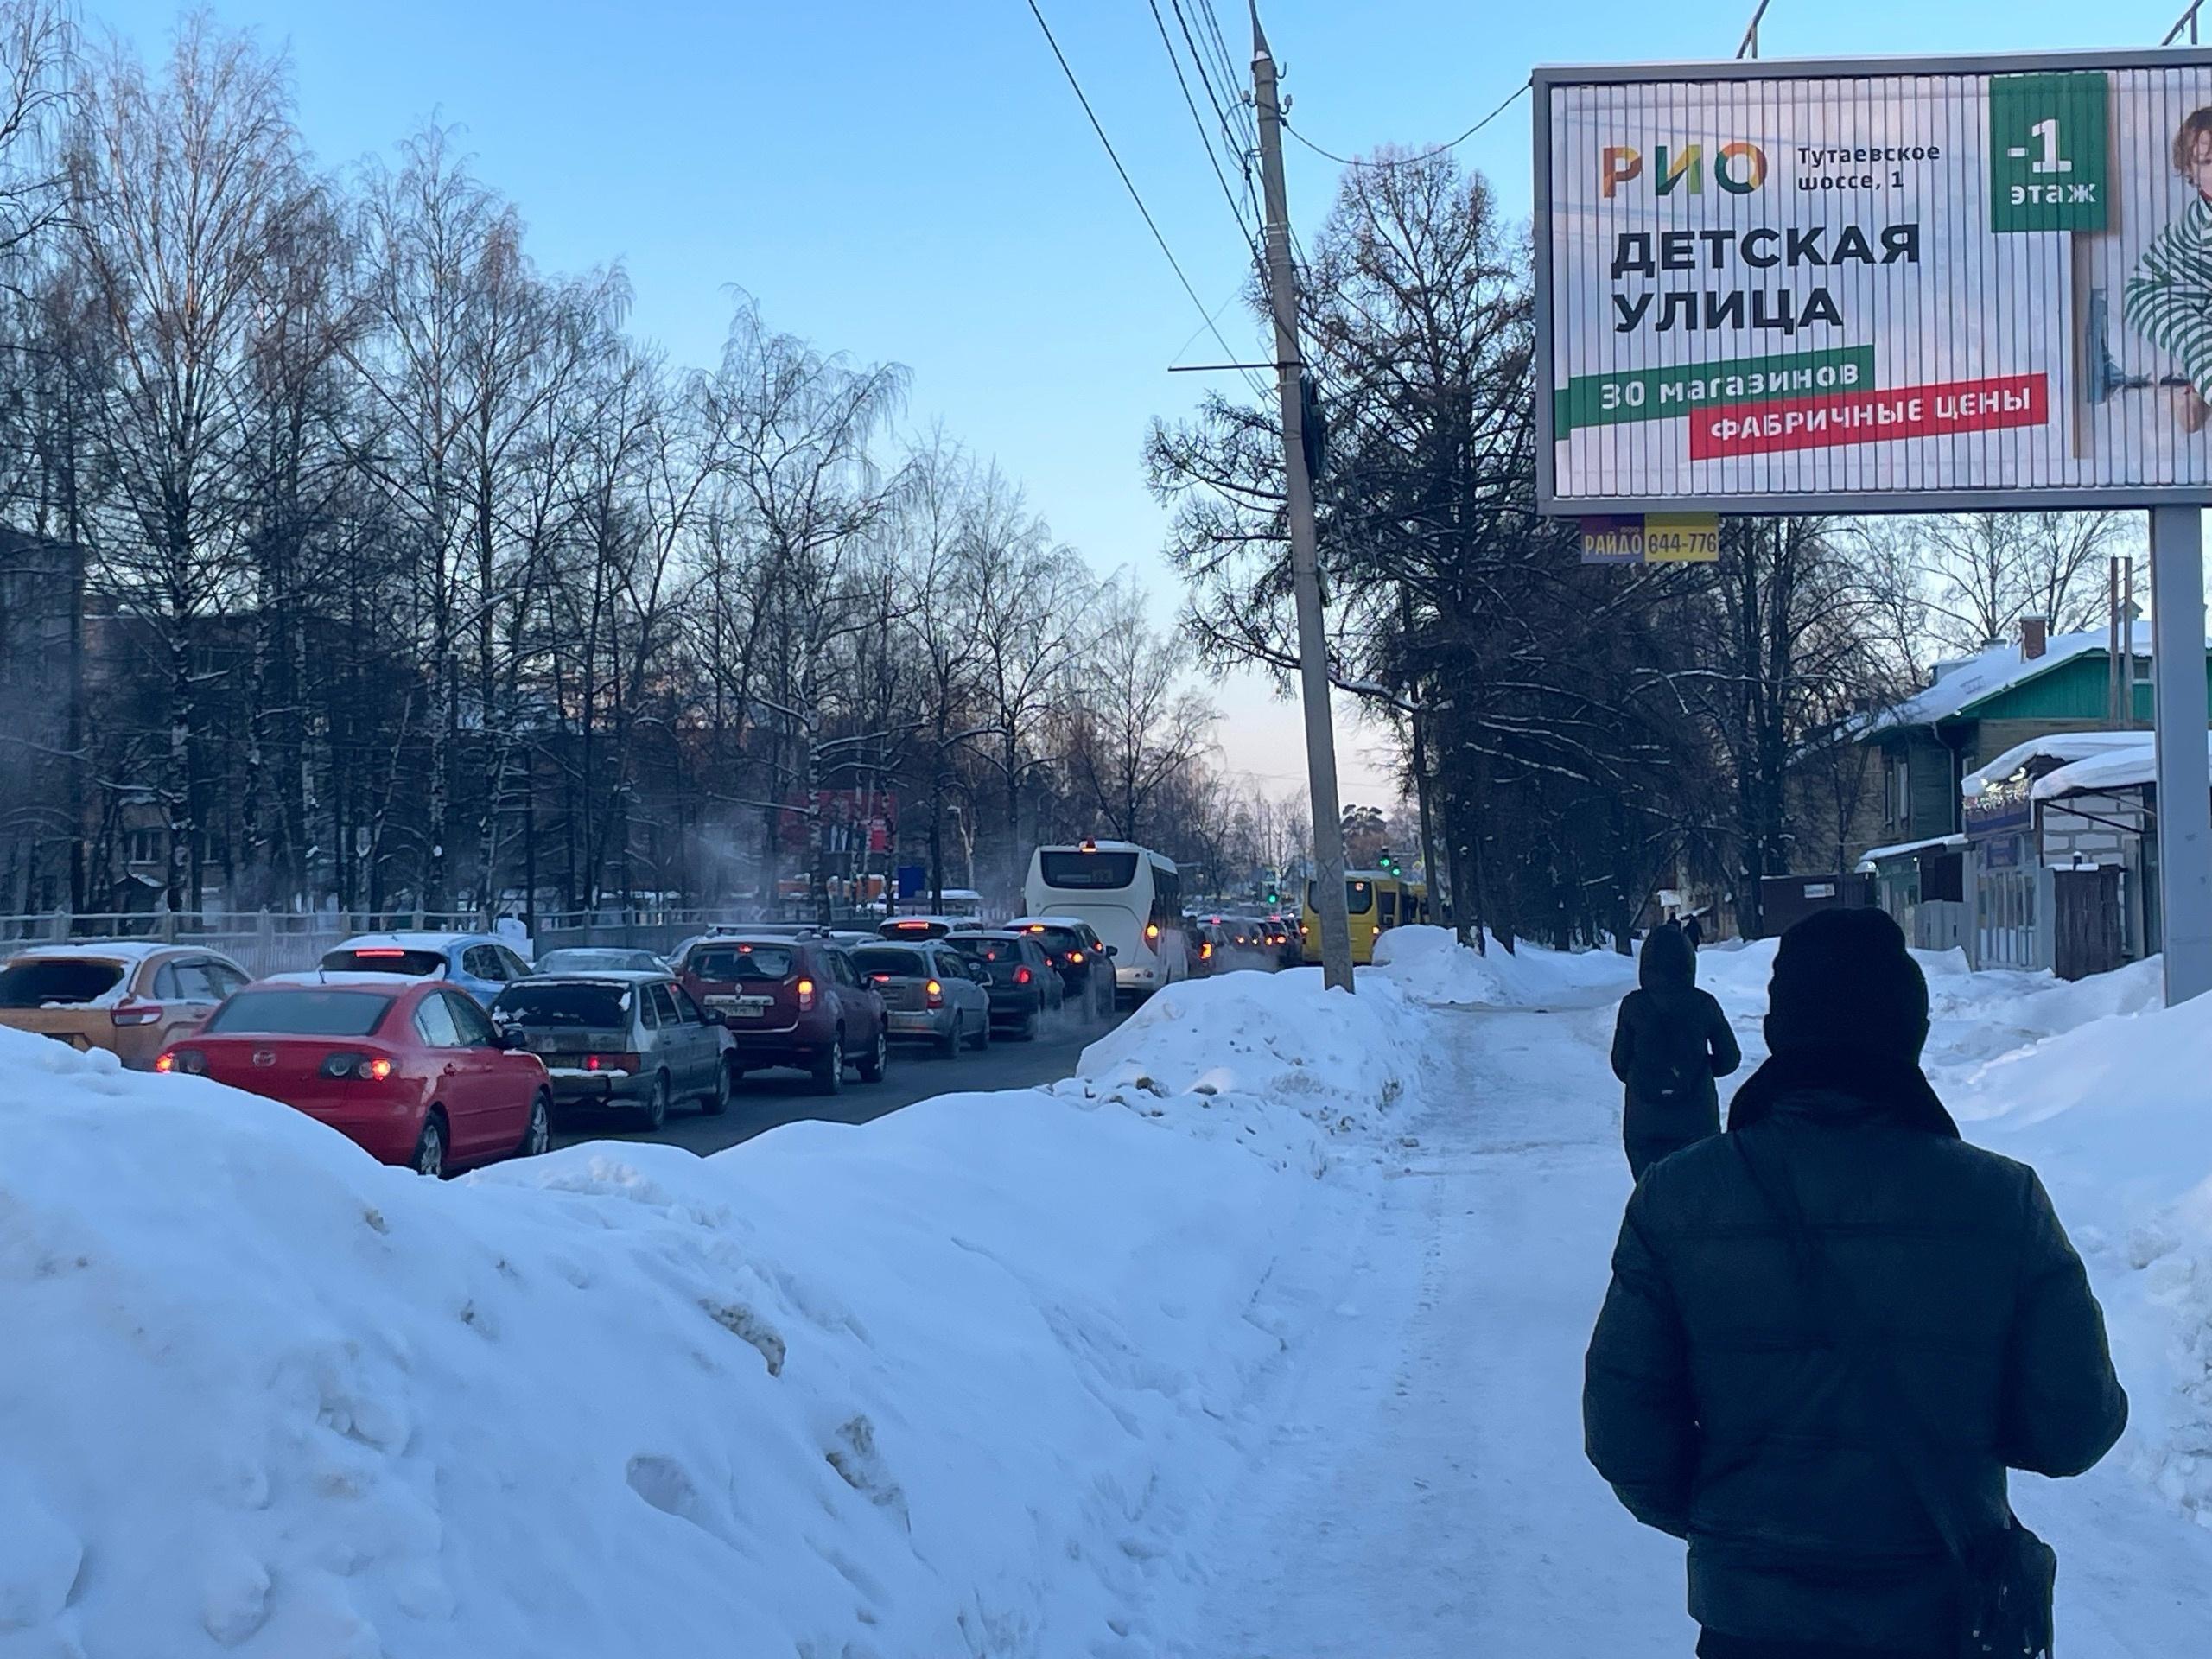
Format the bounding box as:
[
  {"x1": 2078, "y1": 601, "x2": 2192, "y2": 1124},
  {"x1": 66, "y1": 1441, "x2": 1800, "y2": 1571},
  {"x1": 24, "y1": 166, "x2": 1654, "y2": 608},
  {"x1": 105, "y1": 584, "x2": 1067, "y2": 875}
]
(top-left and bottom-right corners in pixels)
[{"x1": 1022, "y1": 840, "x2": 1188, "y2": 999}]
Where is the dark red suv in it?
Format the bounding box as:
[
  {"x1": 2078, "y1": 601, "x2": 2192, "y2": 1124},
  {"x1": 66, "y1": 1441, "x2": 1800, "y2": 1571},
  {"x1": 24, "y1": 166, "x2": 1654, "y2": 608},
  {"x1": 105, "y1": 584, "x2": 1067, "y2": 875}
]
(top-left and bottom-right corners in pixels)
[{"x1": 675, "y1": 934, "x2": 887, "y2": 1095}]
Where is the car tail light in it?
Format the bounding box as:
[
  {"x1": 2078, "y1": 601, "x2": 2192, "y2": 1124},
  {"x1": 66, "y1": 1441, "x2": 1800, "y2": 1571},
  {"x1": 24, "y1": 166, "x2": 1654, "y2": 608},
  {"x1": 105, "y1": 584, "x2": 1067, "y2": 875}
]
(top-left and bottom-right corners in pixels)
[
  {"x1": 156, "y1": 1048, "x2": 206, "y2": 1076},
  {"x1": 320, "y1": 1052, "x2": 395, "y2": 1082},
  {"x1": 1146, "y1": 923, "x2": 1160, "y2": 943},
  {"x1": 1300, "y1": 924, "x2": 1310, "y2": 935},
  {"x1": 1014, "y1": 966, "x2": 1032, "y2": 985},
  {"x1": 1200, "y1": 943, "x2": 1214, "y2": 960},
  {"x1": 797, "y1": 977, "x2": 817, "y2": 1012},
  {"x1": 925, "y1": 979, "x2": 944, "y2": 1009},
  {"x1": 1068, "y1": 950, "x2": 1084, "y2": 963},
  {"x1": 585, "y1": 1052, "x2": 641, "y2": 1074},
  {"x1": 111, "y1": 1000, "x2": 164, "y2": 1027},
  {"x1": 355, "y1": 948, "x2": 407, "y2": 958}
]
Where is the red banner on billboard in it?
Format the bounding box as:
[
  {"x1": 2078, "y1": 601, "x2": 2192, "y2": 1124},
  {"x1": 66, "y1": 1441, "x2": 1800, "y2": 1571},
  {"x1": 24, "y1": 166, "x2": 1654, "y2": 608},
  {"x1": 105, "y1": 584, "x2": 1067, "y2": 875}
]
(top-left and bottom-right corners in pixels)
[{"x1": 1688, "y1": 374, "x2": 2049, "y2": 461}]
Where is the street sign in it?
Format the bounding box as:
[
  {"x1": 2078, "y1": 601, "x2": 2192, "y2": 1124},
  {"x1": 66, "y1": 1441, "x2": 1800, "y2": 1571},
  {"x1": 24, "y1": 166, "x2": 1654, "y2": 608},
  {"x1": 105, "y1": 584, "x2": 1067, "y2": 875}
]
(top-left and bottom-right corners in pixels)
[{"x1": 1535, "y1": 49, "x2": 2212, "y2": 513}]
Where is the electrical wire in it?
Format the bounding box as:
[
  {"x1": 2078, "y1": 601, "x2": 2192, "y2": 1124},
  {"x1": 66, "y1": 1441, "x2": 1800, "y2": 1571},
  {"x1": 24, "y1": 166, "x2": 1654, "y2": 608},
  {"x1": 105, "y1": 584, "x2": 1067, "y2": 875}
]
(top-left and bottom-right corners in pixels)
[
  {"x1": 1146, "y1": 0, "x2": 1262, "y2": 251},
  {"x1": 1283, "y1": 78, "x2": 1532, "y2": 169},
  {"x1": 1020, "y1": 0, "x2": 1268, "y2": 397},
  {"x1": 1167, "y1": 0, "x2": 1267, "y2": 245}
]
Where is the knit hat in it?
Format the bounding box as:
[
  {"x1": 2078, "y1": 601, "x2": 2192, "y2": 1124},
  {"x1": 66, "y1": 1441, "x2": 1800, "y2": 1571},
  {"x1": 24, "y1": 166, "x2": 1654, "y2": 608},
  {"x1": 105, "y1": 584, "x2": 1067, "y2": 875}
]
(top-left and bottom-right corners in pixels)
[{"x1": 1764, "y1": 907, "x2": 1930, "y2": 1065}]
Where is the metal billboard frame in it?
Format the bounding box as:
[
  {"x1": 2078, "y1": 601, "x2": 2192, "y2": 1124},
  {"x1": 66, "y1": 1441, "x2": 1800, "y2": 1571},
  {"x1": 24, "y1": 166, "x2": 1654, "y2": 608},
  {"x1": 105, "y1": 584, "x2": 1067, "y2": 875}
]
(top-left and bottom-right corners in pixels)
[{"x1": 1531, "y1": 46, "x2": 2212, "y2": 517}]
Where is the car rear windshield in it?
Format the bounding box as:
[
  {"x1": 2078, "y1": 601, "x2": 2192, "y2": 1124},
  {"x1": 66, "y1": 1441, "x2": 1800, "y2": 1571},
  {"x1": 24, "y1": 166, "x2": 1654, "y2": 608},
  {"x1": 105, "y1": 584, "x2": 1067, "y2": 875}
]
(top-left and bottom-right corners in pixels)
[
  {"x1": 322, "y1": 947, "x2": 446, "y2": 976},
  {"x1": 206, "y1": 988, "x2": 393, "y2": 1036},
  {"x1": 493, "y1": 982, "x2": 632, "y2": 1027},
  {"x1": 1020, "y1": 925, "x2": 1081, "y2": 952},
  {"x1": 1307, "y1": 880, "x2": 1376, "y2": 917},
  {"x1": 849, "y1": 946, "x2": 927, "y2": 979},
  {"x1": 0, "y1": 957, "x2": 126, "y2": 1007},
  {"x1": 950, "y1": 938, "x2": 1018, "y2": 963},
  {"x1": 687, "y1": 944, "x2": 794, "y2": 982},
  {"x1": 536, "y1": 950, "x2": 653, "y2": 974},
  {"x1": 1039, "y1": 850, "x2": 1140, "y2": 888}
]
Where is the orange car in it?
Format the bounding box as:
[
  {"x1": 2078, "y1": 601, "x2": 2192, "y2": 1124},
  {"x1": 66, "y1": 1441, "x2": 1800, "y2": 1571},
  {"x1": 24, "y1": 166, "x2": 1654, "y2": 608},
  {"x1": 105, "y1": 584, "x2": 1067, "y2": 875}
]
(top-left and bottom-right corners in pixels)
[{"x1": 0, "y1": 942, "x2": 253, "y2": 1069}]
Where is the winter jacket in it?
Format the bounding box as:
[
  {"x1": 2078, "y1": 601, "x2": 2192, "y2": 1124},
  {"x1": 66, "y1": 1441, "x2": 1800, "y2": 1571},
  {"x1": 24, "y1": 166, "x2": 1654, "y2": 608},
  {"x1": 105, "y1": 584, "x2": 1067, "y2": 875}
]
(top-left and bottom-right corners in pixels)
[
  {"x1": 1611, "y1": 926, "x2": 1741, "y2": 1160},
  {"x1": 1583, "y1": 1052, "x2": 2128, "y2": 1652}
]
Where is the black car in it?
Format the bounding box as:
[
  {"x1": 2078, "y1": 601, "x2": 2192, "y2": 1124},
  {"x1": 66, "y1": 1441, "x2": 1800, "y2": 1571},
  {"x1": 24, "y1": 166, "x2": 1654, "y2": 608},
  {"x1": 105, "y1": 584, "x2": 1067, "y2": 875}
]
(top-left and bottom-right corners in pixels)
[
  {"x1": 1006, "y1": 915, "x2": 1117, "y2": 1018},
  {"x1": 947, "y1": 931, "x2": 1064, "y2": 1038}
]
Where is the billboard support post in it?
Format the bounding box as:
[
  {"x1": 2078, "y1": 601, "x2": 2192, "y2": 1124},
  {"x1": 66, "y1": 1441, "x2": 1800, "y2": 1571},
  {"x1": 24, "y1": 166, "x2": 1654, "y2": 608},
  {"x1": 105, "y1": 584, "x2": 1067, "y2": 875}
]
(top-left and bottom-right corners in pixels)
[{"x1": 2151, "y1": 505, "x2": 2212, "y2": 1003}]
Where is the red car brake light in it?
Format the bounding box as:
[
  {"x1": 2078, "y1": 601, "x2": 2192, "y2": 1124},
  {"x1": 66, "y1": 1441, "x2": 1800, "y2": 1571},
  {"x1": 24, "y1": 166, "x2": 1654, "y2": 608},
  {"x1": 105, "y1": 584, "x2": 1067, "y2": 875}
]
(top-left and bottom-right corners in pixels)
[
  {"x1": 320, "y1": 1052, "x2": 395, "y2": 1082},
  {"x1": 156, "y1": 1047, "x2": 206, "y2": 1075},
  {"x1": 1068, "y1": 950, "x2": 1084, "y2": 963},
  {"x1": 797, "y1": 977, "x2": 817, "y2": 1012},
  {"x1": 354, "y1": 948, "x2": 407, "y2": 958},
  {"x1": 925, "y1": 979, "x2": 944, "y2": 1009},
  {"x1": 1014, "y1": 966, "x2": 1032, "y2": 984}
]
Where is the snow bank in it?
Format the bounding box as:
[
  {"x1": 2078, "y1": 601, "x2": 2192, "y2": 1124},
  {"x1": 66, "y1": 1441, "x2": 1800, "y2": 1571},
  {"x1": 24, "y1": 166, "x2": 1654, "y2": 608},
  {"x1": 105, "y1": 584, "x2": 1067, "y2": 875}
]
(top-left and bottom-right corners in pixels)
[
  {"x1": 0, "y1": 970, "x2": 1418, "y2": 1656},
  {"x1": 1939, "y1": 990, "x2": 2212, "y2": 1526},
  {"x1": 1370, "y1": 925, "x2": 1635, "y2": 1008}
]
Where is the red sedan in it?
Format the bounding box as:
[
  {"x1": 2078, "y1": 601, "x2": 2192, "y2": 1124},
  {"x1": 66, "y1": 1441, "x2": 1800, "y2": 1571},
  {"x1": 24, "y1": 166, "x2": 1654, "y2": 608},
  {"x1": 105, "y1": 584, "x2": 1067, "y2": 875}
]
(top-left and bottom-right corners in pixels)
[{"x1": 157, "y1": 977, "x2": 552, "y2": 1178}]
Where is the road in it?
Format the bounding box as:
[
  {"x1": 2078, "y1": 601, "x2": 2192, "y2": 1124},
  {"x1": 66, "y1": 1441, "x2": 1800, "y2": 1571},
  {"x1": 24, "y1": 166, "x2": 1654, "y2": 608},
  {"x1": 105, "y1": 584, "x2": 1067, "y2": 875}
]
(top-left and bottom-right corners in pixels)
[{"x1": 550, "y1": 1001, "x2": 1130, "y2": 1157}]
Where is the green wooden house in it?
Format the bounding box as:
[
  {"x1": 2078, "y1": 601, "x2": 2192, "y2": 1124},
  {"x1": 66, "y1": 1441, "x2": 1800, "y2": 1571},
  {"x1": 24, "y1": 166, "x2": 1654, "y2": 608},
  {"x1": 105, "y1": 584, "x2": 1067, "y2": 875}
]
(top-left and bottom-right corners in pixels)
[{"x1": 1859, "y1": 620, "x2": 2195, "y2": 851}]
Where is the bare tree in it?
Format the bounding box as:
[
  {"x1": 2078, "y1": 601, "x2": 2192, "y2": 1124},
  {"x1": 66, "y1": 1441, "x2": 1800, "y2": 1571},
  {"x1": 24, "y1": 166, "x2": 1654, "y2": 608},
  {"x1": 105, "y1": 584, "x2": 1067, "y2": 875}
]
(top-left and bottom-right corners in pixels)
[
  {"x1": 68, "y1": 16, "x2": 311, "y2": 909},
  {"x1": 1067, "y1": 576, "x2": 1215, "y2": 842}
]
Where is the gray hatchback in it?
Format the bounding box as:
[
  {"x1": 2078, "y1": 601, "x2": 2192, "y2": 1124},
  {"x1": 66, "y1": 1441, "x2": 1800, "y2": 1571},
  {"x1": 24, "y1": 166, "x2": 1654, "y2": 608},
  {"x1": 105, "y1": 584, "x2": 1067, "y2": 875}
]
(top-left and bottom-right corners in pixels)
[
  {"x1": 491, "y1": 972, "x2": 732, "y2": 1129},
  {"x1": 846, "y1": 941, "x2": 993, "y2": 1057}
]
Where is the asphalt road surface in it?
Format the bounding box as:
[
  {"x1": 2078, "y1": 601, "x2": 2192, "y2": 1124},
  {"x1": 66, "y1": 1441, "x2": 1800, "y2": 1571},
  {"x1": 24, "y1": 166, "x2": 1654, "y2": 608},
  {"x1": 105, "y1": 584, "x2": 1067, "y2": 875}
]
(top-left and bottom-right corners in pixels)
[{"x1": 550, "y1": 1000, "x2": 1131, "y2": 1157}]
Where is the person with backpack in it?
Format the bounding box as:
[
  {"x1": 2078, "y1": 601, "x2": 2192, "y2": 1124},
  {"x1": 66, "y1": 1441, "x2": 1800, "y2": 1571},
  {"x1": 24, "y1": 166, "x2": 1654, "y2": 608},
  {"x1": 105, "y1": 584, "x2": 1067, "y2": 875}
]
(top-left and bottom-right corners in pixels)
[
  {"x1": 1611, "y1": 921, "x2": 1740, "y2": 1180},
  {"x1": 1583, "y1": 907, "x2": 2127, "y2": 1659}
]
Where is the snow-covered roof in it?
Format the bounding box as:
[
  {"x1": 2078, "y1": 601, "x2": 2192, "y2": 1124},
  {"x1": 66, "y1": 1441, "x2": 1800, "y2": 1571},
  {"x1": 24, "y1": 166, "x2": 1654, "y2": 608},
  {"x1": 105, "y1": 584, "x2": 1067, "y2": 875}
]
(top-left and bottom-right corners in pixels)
[
  {"x1": 1961, "y1": 731, "x2": 2152, "y2": 797},
  {"x1": 2032, "y1": 733, "x2": 2212, "y2": 801},
  {"x1": 0, "y1": 939, "x2": 177, "y2": 964},
  {"x1": 1857, "y1": 833, "x2": 1967, "y2": 869},
  {"x1": 1869, "y1": 623, "x2": 2160, "y2": 734}
]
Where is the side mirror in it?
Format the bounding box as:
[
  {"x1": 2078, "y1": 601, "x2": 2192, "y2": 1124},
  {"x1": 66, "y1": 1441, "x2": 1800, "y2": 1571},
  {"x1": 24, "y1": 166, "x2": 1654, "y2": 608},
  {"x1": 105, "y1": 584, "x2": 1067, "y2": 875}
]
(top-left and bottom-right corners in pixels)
[
  {"x1": 492, "y1": 1030, "x2": 524, "y2": 1051},
  {"x1": 701, "y1": 1008, "x2": 727, "y2": 1027},
  {"x1": 1103, "y1": 944, "x2": 1119, "y2": 959}
]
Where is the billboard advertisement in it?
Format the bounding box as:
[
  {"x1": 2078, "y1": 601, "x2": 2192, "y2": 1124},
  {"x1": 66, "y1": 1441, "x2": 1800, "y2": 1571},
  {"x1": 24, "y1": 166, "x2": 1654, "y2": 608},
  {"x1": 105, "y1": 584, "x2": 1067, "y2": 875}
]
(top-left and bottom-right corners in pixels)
[{"x1": 1535, "y1": 50, "x2": 2212, "y2": 512}]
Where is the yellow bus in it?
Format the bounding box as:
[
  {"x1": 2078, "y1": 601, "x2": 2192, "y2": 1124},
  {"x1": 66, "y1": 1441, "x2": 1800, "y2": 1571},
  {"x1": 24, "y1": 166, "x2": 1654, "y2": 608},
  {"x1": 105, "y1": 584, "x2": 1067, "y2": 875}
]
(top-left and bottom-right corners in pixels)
[{"x1": 1301, "y1": 872, "x2": 1429, "y2": 966}]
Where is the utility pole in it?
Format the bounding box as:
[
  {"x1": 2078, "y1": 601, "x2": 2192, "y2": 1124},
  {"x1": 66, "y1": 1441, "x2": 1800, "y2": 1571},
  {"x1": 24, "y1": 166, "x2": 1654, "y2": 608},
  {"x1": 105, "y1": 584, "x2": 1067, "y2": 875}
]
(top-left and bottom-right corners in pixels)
[
  {"x1": 2150, "y1": 507, "x2": 2212, "y2": 1003},
  {"x1": 1251, "y1": 6, "x2": 1354, "y2": 992}
]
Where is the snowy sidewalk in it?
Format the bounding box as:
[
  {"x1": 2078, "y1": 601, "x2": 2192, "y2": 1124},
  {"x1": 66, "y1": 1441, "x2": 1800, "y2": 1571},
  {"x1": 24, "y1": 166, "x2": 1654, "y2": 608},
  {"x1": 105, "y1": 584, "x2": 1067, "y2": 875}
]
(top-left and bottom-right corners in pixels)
[{"x1": 1177, "y1": 982, "x2": 2212, "y2": 1658}]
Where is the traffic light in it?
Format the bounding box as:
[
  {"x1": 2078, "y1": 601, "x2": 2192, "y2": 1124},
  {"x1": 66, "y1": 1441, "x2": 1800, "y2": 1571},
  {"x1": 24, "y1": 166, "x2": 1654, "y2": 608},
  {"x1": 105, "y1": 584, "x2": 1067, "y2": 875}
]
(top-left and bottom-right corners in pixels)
[{"x1": 1377, "y1": 849, "x2": 1397, "y2": 874}]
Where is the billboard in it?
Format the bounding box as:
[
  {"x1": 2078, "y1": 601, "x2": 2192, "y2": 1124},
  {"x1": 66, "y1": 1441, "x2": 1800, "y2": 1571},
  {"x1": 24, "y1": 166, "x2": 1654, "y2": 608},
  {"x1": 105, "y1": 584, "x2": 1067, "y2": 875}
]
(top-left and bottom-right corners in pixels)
[{"x1": 1535, "y1": 49, "x2": 2212, "y2": 512}]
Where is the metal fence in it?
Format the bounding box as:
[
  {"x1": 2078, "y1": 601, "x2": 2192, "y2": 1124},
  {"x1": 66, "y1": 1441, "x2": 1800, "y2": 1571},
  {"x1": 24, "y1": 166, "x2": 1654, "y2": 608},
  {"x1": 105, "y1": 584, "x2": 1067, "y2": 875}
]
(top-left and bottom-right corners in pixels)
[{"x1": 0, "y1": 909, "x2": 766, "y2": 981}]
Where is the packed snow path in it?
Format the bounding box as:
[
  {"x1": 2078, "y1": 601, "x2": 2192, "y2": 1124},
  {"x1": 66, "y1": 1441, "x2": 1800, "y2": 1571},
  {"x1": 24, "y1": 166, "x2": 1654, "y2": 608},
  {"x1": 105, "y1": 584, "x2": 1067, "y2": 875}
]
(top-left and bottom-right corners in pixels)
[{"x1": 1179, "y1": 975, "x2": 2212, "y2": 1658}]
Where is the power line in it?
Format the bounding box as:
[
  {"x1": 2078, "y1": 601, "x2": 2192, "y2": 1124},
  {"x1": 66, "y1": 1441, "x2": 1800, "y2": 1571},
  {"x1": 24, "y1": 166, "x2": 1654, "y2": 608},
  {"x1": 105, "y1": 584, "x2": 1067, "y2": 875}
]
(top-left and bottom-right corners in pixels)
[
  {"x1": 1167, "y1": 0, "x2": 1267, "y2": 243},
  {"x1": 1146, "y1": 0, "x2": 1262, "y2": 250},
  {"x1": 1283, "y1": 78, "x2": 1531, "y2": 169},
  {"x1": 1020, "y1": 0, "x2": 1267, "y2": 396}
]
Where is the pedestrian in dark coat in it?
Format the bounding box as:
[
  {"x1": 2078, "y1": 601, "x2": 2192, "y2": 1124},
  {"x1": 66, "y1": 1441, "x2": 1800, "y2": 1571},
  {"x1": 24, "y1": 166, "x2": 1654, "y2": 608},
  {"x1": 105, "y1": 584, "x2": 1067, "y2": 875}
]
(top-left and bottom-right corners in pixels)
[
  {"x1": 1611, "y1": 922, "x2": 1740, "y2": 1180},
  {"x1": 1681, "y1": 912, "x2": 1705, "y2": 950},
  {"x1": 1584, "y1": 907, "x2": 2127, "y2": 1659}
]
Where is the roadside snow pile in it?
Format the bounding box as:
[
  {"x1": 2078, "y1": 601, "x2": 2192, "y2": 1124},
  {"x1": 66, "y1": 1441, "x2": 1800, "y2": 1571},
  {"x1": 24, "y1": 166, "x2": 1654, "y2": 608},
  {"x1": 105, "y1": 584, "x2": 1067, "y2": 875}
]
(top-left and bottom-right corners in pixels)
[
  {"x1": 0, "y1": 968, "x2": 1417, "y2": 1657},
  {"x1": 1370, "y1": 925, "x2": 1635, "y2": 1008},
  {"x1": 1073, "y1": 968, "x2": 1425, "y2": 1154},
  {"x1": 1941, "y1": 989, "x2": 2212, "y2": 1527}
]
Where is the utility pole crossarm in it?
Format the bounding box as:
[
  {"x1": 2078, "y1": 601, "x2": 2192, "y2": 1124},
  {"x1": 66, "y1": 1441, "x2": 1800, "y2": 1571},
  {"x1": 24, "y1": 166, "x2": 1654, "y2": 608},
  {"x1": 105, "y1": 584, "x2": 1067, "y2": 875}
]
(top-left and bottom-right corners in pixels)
[{"x1": 1251, "y1": 3, "x2": 1356, "y2": 994}]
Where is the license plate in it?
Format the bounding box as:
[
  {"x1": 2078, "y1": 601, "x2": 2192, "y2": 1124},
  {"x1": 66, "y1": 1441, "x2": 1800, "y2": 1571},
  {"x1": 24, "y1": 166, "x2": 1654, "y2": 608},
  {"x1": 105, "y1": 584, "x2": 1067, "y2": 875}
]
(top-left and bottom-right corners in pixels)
[{"x1": 720, "y1": 995, "x2": 772, "y2": 1019}]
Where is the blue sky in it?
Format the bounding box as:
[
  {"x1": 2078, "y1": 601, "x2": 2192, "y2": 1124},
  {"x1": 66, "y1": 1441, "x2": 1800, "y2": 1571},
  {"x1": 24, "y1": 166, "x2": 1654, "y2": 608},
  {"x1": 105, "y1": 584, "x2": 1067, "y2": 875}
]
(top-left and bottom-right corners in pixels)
[{"x1": 92, "y1": 0, "x2": 2196, "y2": 801}]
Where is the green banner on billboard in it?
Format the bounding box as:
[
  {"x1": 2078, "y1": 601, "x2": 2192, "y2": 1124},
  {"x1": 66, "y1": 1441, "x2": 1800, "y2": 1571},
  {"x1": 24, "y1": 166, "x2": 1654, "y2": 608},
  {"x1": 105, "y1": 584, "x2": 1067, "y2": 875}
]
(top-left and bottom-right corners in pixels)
[
  {"x1": 1988, "y1": 72, "x2": 2110, "y2": 234},
  {"x1": 1554, "y1": 346, "x2": 1877, "y2": 435}
]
